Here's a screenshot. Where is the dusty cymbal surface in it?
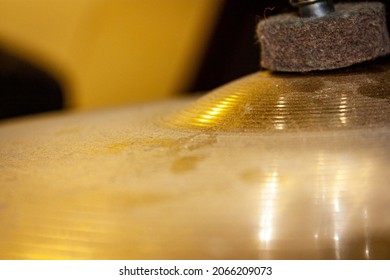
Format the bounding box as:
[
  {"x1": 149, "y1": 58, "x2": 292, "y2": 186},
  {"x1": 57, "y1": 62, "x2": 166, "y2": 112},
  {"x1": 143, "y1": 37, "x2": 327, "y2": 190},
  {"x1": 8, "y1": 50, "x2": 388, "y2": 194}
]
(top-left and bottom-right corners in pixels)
[
  {"x1": 0, "y1": 60, "x2": 390, "y2": 260},
  {"x1": 169, "y1": 59, "x2": 390, "y2": 132}
]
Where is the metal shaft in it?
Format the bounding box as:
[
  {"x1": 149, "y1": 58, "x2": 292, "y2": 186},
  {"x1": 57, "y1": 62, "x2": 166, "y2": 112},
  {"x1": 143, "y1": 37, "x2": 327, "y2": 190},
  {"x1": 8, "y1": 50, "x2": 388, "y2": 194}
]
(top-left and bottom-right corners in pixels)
[{"x1": 290, "y1": 0, "x2": 335, "y2": 18}]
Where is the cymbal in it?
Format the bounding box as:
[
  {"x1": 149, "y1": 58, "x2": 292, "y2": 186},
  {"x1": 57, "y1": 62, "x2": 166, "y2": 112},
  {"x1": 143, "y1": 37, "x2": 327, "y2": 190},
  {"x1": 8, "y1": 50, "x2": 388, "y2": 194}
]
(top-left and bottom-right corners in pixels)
[{"x1": 0, "y1": 59, "x2": 389, "y2": 259}]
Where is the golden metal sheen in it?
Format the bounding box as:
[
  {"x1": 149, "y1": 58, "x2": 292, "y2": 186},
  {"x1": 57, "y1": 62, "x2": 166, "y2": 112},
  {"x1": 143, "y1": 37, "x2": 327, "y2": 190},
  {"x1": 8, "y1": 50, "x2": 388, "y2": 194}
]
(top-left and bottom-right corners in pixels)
[
  {"x1": 168, "y1": 59, "x2": 390, "y2": 132},
  {"x1": 0, "y1": 60, "x2": 389, "y2": 259}
]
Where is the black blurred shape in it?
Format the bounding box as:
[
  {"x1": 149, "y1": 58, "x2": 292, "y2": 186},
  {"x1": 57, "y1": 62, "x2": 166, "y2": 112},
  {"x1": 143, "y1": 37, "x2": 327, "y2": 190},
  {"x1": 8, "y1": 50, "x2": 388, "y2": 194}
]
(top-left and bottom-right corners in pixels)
[
  {"x1": 0, "y1": 49, "x2": 64, "y2": 120},
  {"x1": 189, "y1": 0, "x2": 292, "y2": 92}
]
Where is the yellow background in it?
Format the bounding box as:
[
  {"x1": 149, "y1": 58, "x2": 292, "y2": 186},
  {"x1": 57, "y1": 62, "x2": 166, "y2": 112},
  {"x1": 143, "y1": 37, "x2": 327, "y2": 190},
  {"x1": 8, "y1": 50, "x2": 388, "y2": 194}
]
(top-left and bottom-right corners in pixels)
[{"x1": 0, "y1": 0, "x2": 222, "y2": 109}]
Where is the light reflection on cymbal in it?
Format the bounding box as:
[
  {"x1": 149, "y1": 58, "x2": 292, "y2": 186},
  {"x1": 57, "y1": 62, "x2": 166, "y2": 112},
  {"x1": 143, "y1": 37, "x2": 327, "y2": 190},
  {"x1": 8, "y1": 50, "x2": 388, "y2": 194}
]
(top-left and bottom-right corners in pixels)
[
  {"x1": 258, "y1": 168, "x2": 278, "y2": 259},
  {"x1": 197, "y1": 94, "x2": 240, "y2": 125}
]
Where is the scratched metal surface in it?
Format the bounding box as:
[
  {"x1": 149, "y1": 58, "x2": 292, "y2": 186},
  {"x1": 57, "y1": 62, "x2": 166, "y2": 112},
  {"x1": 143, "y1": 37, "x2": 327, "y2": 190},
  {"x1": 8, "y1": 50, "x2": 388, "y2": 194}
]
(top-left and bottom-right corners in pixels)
[{"x1": 0, "y1": 60, "x2": 389, "y2": 259}]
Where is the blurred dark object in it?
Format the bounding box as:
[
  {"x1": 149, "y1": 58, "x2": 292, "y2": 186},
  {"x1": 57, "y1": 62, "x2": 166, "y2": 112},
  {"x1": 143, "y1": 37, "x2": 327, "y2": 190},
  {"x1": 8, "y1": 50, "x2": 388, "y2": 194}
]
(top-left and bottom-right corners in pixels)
[
  {"x1": 190, "y1": 0, "x2": 390, "y2": 92},
  {"x1": 0, "y1": 49, "x2": 63, "y2": 120},
  {"x1": 189, "y1": 0, "x2": 290, "y2": 92}
]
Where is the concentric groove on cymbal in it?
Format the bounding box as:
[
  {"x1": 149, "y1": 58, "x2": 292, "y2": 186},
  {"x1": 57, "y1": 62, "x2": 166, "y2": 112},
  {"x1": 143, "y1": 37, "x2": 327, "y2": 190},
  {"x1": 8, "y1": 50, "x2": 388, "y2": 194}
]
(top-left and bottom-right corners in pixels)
[{"x1": 168, "y1": 61, "x2": 390, "y2": 132}]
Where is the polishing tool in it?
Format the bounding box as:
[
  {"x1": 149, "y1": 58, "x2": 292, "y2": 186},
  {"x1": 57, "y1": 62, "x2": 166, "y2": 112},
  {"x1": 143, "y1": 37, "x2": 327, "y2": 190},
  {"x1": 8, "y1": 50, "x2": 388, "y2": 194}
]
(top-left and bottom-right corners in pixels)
[{"x1": 257, "y1": 1, "x2": 390, "y2": 72}]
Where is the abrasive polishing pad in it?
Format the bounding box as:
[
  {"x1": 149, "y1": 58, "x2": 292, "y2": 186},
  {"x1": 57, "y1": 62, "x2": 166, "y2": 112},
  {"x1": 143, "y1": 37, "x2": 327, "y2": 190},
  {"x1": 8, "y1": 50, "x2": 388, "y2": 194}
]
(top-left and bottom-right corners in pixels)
[{"x1": 257, "y1": 2, "x2": 390, "y2": 72}]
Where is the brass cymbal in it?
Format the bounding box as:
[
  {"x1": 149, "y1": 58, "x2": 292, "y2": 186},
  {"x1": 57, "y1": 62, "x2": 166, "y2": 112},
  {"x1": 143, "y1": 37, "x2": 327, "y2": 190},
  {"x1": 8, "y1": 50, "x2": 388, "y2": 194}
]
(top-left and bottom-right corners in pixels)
[{"x1": 0, "y1": 59, "x2": 389, "y2": 259}]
